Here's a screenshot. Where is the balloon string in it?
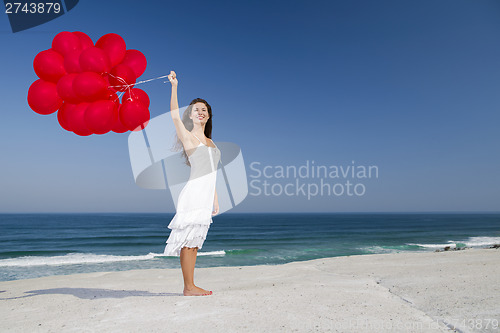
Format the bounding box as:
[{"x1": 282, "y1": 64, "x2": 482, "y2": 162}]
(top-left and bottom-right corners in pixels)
[
  {"x1": 106, "y1": 72, "x2": 128, "y2": 102},
  {"x1": 106, "y1": 73, "x2": 170, "y2": 104},
  {"x1": 107, "y1": 73, "x2": 170, "y2": 90}
]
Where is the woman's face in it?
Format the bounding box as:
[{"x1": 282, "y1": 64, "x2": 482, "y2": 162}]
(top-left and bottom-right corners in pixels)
[{"x1": 190, "y1": 102, "x2": 209, "y2": 125}]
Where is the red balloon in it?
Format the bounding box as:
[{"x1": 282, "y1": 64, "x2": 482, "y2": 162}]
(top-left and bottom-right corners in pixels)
[
  {"x1": 111, "y1": 94, "x2": 121, "y2": 119},
  {"x1": 57, "y1": 73, "x2": 81, "y2": 104},
  {"x1": 79, "y1": 47, "x2": 111, "y2": 73},
  {"x1": 33, "y1": 49, "x2": 66, "y2": 83},
  {"x1": 73, "y1": 72, "x2": 108, "y2": 102},
  {"x1": 85, "y1": 100, "x2": 115, "y2": 135},
  {"x1": 112, "y1": 103, "x2": 128, "y2": 133},
  {"x1": 72, "y1": 31, "x2": 93, "y2": 50},
  {"x1": 66, "y1": 102, "x2": 93, "y2": 136},
  {"x1": 120, "y1": 100, "x2": 150, "y2": 131},
  {"x1": 57, "y1": 102, "x2": 76, "y2": 131},
  {"x1": 28, "y1": 79, "x2": 63, "y2": 115},
  {"x1": 52, "y1": 31, "x2": 82, "y2": 57},
  {"x1": 64, "y1": 50, "x2": 82, "y2": 73},
  {"x1": 102, "y1": 74, "x2": 117, "y2": 93},
  {"x1": 109, "y1": 64, "x2": 136, "y2": 92},
  {"x1": 120, "y1": 49, "x2": 147, "y2": 78},
  {"x1": 106, "y1": 90, "x2": 119, "y2": 102},
  {"x1": 122, "y1": 88, "x2": 150, "y2": 107},
  {"x1": 96, "y1": 33, "x2": 126, "y2": 68}
]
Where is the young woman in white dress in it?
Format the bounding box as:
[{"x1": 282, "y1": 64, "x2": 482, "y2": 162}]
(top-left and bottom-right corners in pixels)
[{"x1": 166, "y1": 70, "x2": 219, "y2": 296}]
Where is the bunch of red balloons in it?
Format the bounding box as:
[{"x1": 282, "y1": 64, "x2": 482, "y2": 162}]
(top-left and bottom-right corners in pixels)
[{"x1": 27, "y1": 31, "x2": 150, "y2": 136}]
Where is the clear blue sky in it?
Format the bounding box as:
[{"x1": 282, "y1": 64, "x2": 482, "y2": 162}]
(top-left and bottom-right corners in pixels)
[{"x1": 0, "y1": 0, "x2": 499, "y2": 213}]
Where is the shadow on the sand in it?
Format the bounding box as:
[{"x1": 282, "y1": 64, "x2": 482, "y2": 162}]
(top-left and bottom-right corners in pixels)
[{"x1": 0, "y1": 288, "x2": 183, "y2": 300}]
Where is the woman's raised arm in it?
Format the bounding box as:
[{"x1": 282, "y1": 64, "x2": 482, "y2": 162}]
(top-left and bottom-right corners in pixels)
[{"x1": 168, "y1": 71, "x2": 190, "y2": 144}]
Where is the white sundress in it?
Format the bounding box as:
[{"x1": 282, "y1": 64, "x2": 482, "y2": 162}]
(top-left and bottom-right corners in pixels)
[{"x1": 163, "y1": 134, "x2": 221, "y2": 256}]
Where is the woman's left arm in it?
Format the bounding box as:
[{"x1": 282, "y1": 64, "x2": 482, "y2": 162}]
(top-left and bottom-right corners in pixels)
[{"x1": 212, "y1": 189, "x2": 219, "y2": 216}]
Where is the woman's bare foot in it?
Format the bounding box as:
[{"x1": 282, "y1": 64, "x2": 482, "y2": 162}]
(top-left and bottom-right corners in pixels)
[{"x1": 183, "y1": 285, "x2": 212, "y2": 296}]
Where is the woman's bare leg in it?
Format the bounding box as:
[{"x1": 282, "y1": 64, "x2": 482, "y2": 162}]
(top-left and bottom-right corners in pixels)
[{"x1": 180, "y1": 246, "x2": 212, "y2": 296}]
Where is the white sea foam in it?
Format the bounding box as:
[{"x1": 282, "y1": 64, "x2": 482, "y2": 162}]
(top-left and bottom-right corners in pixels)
[
  {"x1": 154, "y1": 250, "x2": 225, "y2": 257},
  {"x1": 0, "y1": 250, "x2": 226, "y2": 267},
  {"x1": 463, "y1": 236, "x2": 500, "y2": 247},
  {"x1": 359, "y1": 246, "x2": 408, "y2": 254},
  {"x1": 408, "y1": 236, "x2": 500, "y2": 249},
  {"x1": 407, "y1": 241, "x2": 457, "y2": 249}
]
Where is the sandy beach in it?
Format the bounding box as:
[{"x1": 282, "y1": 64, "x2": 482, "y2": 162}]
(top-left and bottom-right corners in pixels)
[{"x1": 0, "y1": 248, "x2": 498, "y2": 332}]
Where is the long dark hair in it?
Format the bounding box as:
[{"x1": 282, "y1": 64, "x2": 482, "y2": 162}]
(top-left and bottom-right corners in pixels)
[{"x1": 172, "y1": 98, "x2": 213, "y2": 166}]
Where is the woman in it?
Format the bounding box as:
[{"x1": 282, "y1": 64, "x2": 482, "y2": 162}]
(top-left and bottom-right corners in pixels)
[{"x1": 163, "y1": 70, "x2": 220, "y2": 296}]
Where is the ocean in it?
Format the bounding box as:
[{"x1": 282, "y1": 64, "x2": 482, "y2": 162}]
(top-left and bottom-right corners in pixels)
[{"x1": 0, "y1": 213, "x2": 499, "y2": 281}]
